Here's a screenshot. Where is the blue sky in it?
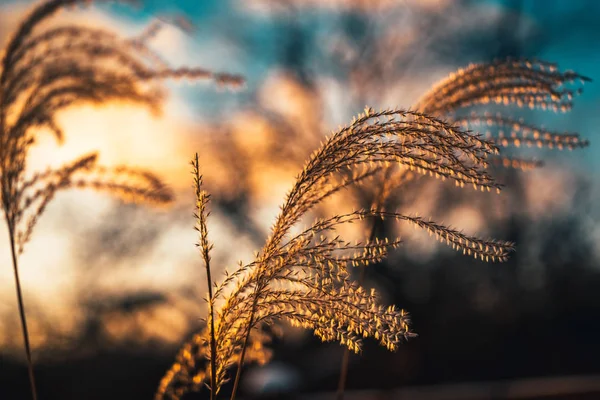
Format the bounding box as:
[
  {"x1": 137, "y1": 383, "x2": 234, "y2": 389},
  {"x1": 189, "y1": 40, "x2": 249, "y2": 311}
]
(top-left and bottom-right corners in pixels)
[
  {"x1": 4, "y1": 0, "x2": 595, "y2": 167},
  {"x1": 97, "y1": 0, "x2": 599, "y2": 168}
]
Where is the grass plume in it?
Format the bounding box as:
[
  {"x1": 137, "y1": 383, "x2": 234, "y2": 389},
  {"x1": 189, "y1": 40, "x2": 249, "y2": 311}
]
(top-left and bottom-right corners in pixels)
[
  {"x1": 336, "y1": 58, "x2": 591, "y2": 398},
  {"x1": 0, "y1": 1, "x2": 243, "y2": 398},
  {"x1": 156, "y1": 108, "x2": 514, "y2": 399},
  {"x1": 415, "y1": 58, "x2": 590, "y2": 173}
]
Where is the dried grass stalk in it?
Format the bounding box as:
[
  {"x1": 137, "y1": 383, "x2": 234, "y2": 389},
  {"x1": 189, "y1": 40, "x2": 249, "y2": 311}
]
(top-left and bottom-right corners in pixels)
[
  {"x1": 156, "y1": 108, "x2": 514, "y2": 399},
  {"x1": 336, "y1": 59, "x2": 591, "y2": 398},
  {"x1": 0, "y1": 1, "x2": 243, "y2": 398}
]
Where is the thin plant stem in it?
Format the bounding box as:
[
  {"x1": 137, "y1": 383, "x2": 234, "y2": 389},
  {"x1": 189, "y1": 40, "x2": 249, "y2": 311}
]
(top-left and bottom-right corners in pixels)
[
  {"x1": 205, "y1": 237, "x2": 217, "y2": 400},
  {"x1": 193, "y1": 153, "x2": 217, "y2": 400},
  {"x1": 336, "y1": 166, "x2": 408, "y2": 399},
  {"x1": 229, "y1": 318, "x2": 252, "y2": 400},
  {"x1": 230, "y1": 237, "x2": 270, "y2": 399},
  {"x1": 7, "y1": 221, "x2": 38, "y2": 400},
  {"x1": 335, "y1": 215, "x2": 383, "y2": 400},
  {"x1": 336, "y1": 348, "x2": 350, "y2": 400},
  {"x1": 336, "y1": 166, "x2": 393, "y2": 400},
  {"x1": 230, "y1": 295, "x2": 259, "y2": 400}
]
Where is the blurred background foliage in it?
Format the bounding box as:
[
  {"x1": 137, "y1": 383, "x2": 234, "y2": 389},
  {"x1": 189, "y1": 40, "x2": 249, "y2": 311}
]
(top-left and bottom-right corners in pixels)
[{"x1": 1, "y1": 0, "x2": 599, "y2": 399}]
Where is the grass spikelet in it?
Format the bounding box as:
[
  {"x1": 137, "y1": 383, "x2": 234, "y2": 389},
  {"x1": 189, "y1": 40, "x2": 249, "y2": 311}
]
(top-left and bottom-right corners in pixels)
[{"x1": 414, "y1": 59, "x2": 589, "y2": 115}]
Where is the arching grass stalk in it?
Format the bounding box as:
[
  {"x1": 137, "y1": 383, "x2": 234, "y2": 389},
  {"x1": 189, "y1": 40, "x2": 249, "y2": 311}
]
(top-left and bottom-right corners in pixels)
[
  {"x1": 157, "y1": 108, "x2": 515, "y2": 399},
  {"x1": 0, "y1": 1, "x2": 242, "y2": 398}
]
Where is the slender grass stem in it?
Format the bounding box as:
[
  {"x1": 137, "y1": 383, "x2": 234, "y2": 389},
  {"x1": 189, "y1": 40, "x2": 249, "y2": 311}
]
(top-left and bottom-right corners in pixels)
[
  {"x1": 205, "y1": 251, "x2": 217, "y2": 400},
  {"x1": 230, "y1": 309, "x2": 255, "y2": 400},
  {"x1": 336, "y1": 348, "x2": 351, "y2": 400},
  {"x1": 193, "y1": 153, "x2": 217, "y2": 400},
  {"x1": 230, "y1": 278, "x2": 265, "y2": 400},
  {"x1": 7, "y1": 221, "x2": 38, "y2": 400},
  {"x1": 335, "y1": 215, "x2": 382, "y2": 400}
]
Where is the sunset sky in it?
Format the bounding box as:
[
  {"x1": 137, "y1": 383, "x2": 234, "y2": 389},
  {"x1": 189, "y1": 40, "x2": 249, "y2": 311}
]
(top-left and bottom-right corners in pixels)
[{"x1": 1, "y1": 0, "x2": 599, "y2": 349}]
